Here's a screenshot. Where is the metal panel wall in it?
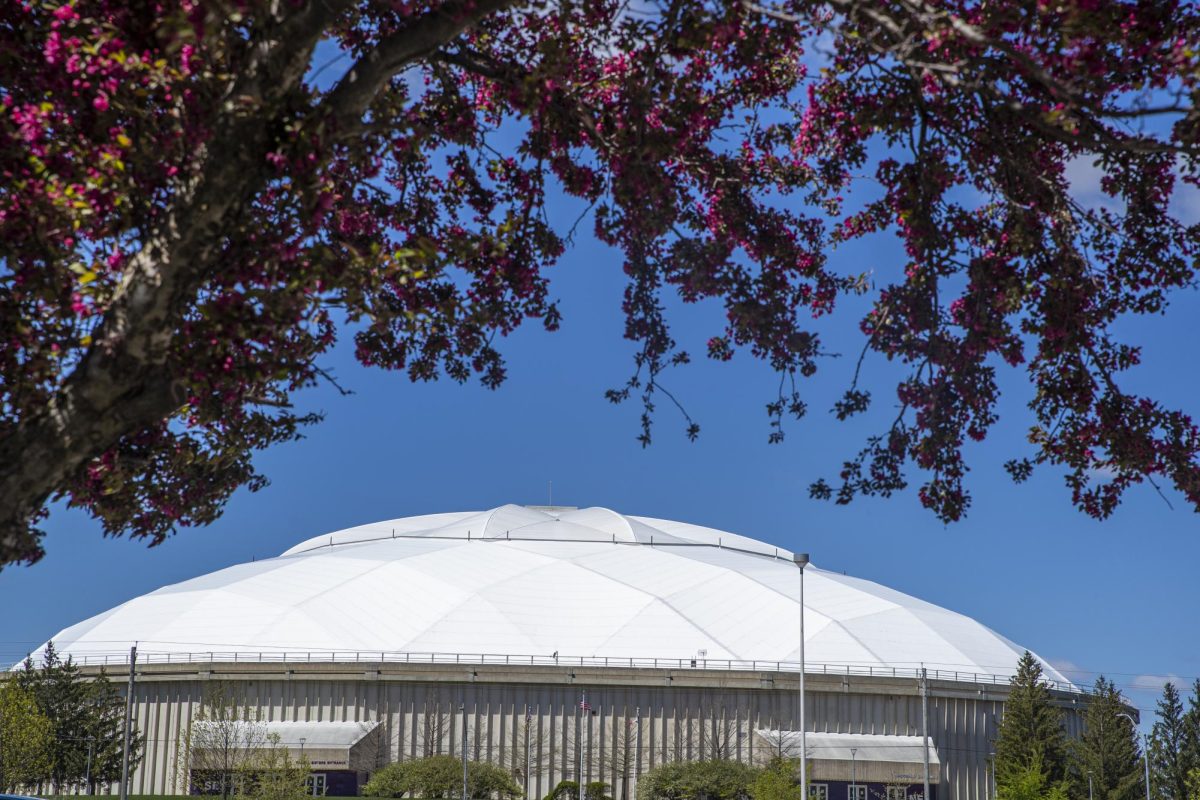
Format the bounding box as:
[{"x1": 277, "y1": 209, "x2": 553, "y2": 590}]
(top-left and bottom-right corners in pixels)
[{"x1": 106, "y1": 670, "x2": 1079, "y2": 800}]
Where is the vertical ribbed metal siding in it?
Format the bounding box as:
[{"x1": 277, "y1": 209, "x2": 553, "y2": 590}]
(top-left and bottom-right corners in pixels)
[{"x1": 120, "y1": 677, "x2": 1078, "y2": 800}]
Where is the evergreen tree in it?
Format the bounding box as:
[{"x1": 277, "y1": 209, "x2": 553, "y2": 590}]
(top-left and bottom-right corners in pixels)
[
  {"x1": 14, "y1": 643, "x2": 143, "y2": 793},
  {"x1": 18, "y1": 643, "x2": 95, "y2": 791},
  {"x1": 1183, "y1": 681, "x2": 1200, "y2": 781},
  {"x1": 84, "y1": 669, "x2": 141, "y2": 793},
  {"x1": 1071, "y1": 678, "x2": 1143, "y2": 800},
  {"x1": 1151, "y1": 684, "x2": 1194, "y2": 800},
  {"x1": 995, "y1": 652, "x2": 1070, "y2": 794},
  {"x1": 1187, "y1": 769, "x2": 1200, "y2": 800},
  {"x1": 997, "y1": 755, "x2": 1070, "y2": 800}
]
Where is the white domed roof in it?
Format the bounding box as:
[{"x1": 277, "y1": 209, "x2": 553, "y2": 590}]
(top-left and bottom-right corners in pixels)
[{"x1": 33, "y1": 505, "x2": 1071, "y2": 687}]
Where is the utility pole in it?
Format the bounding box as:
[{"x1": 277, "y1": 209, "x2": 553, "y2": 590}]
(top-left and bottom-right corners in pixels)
[
  {"x1": 120, "y1": 644, "x2": 137, "y2": 800},
  {"x1": 920, "y1": 667, "x2": 931, "y2": 800}
]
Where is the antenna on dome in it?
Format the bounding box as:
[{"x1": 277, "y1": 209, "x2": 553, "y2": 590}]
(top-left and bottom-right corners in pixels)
[{"x1": 549, "y1": 480, "x2": 552, "y2": 506}]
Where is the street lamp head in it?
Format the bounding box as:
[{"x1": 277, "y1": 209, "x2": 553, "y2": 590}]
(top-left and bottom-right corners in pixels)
[
  {"x1": 793, "y1": 552, "x2": 810, "y2": 568},
  {"x1": 1116, "y1": 711, "x2": 1140, "y2": 727}
]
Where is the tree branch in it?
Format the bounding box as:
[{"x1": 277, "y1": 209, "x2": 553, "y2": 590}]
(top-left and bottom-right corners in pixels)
[
  {"x1": 321, "y1": 0, "x2": 522, "y2": 136},
  {"x1": 0, "y1": 0, "x2": 514, "y2": 564}
]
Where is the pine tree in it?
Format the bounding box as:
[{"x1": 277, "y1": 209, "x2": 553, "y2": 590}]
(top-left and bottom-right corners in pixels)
[
  {"x1": 1183, "y1": 681, "x2": 1200, "y2": 782},
  {"x1": 85, "y1": 669, "x2": 143, "y2": 793},
  {"x1": 995, "y1": 652, "x2": 1070, "y2": 794},
  {"x1": 14, "y1": 643, "x2": 143, "y2": 793},
  {"x1": 997, "y1": 755, "x2": 1070, "y2": 800},
  {"x1": 19, "y1": 643, "x2": 95, "y2": 791},
  {"x1": 1151, "y1": 684, "x2": 1193, "y2": 800},
  {"x1": 1071, "y1": 678, "x2": 1143, "y2": 800}
]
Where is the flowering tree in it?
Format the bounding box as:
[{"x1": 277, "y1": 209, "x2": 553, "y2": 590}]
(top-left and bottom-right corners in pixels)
[{"x1": 2, "y1": 0, "x2": 1199, "y2": 567}]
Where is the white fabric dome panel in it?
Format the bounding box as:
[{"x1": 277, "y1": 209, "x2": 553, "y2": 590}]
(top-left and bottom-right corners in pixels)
[{"x1": 30, "y1": 505, "x2": 1070, "y2": 686}]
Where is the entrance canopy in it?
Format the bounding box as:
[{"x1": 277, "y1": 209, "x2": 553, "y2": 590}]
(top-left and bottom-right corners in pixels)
[
  {"x1": 191, "y1": 720, "x2": 380, "y2": 771},
  {"x1": 262, "y1": 722, "x2": 379, "y2": 770},
  {"x1": 755, "y1": 731, "x2": 941, "y2": 784}
]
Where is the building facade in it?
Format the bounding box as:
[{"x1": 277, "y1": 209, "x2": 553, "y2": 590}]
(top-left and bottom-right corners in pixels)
[
  {"x1": 34, "y1": 505, "x2": 1088, "y2": 800},
  {"x1": 98, "y1": 658, "x2": 1086, "y2": 800}
]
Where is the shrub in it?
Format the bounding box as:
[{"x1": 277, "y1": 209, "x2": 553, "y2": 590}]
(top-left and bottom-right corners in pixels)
[
  {"x1": 544, "y1": 780, "x2": 613, "y2": 800},
  {"x1": 636, "y1": 761, "x2": 761, "y2": 800},
  {"x1": 363, "y1": 756, "x2": 523, "y2": 799},
  {"x1": 748, "y1": 760, "x2": 802, "y2": 800}
]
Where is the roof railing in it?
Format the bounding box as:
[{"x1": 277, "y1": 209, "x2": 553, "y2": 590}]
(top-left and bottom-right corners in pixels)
[
  {"x1": 285, "y1": 532, "x2": 790, "y2": 561},
  {"x1": 52, "y1": 649, "x2": 1084, "y2": 694}
]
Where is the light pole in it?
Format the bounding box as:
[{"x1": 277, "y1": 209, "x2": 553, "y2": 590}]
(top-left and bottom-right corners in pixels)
[
  {"x1": 1087, "y1": 770, "x2": 1094, "y2": 800},
  {"x1": 920, "y1": 668, "x2": 930, "y2": 800},
  {"x1": 851, "y1": 747, "x2": 858, "y2": 800},
  {"x1": 1115, "y1": 712, "x2": 1150, "y2": 800},
  {"x1": 794, "y1": 553, "x2": 810, "y2": 800}
]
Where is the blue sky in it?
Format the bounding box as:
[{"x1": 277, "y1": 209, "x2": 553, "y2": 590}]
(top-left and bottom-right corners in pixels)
[
  {"x1": 4, "y1": 187, "x2": 1198, "y2": 729},
  {"x1": 2, "y1": 48, "x2": 1199, "y2": 731}
]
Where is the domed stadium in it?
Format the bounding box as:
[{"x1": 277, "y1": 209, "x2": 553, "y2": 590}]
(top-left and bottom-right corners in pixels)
[{"x1": 33, "y1": 505, "x2": 1085, "y2": 800}]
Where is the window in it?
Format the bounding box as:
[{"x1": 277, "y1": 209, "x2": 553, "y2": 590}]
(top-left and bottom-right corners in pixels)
[
  {"x1": 887, "y1": 788, "x2": 908, "y2": 800},
  {"x1": 848, "y1": 786, "x2": 867, "y2": 800},
  {"x1": 809, "y1": 784, "x2": 829, "y2": 800}
]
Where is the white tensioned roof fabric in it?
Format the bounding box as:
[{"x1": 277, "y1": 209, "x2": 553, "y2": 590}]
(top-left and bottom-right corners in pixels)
[{"x1": 33, "y1": 505, "x2": 1070, "y2": 686}]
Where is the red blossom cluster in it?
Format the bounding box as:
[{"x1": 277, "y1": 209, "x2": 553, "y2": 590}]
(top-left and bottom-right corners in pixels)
[{"x1": 2, "y1": 0, "x2": 1200, "y2": 565}]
